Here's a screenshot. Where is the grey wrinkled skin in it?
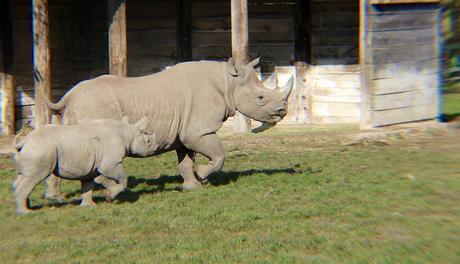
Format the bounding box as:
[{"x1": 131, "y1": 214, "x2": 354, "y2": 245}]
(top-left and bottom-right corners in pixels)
[
  {"x1": 41, "y1": 58, "x2": 293, "y2": 195},
  {"x1": 13, "y1": 118, "x2": 158, "y2": 214}
]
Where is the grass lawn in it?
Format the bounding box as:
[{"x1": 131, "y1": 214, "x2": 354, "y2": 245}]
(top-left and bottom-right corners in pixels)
[
  {"x1": 0, "y1": 124, "x2": 459, "y2": 263},
  {"x1": 444, "y1": 93, "x2": 460, "y2": 121}
]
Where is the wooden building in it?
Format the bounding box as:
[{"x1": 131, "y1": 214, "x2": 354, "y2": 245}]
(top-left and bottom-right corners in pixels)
[{"x1": 0, "y1": 0, "x2": 442, "y2": 135}]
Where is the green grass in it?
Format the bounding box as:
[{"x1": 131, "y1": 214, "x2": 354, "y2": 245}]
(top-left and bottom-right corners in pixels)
[
  {"x1": 0, "y1": 127, "x2": 459, "y2": 263},
  {"x1": 444, "y1": 93, "x2": 460, "y2": 121}
]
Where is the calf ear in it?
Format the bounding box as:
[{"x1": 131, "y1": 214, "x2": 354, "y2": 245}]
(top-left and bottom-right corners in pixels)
[{"x1": 134, "y1": 117, "x2": 148, "y2": 131}]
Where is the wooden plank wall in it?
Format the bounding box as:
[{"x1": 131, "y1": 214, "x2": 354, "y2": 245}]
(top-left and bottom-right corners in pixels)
[
  {"x1": 309, "y1": 65, "x2": 361, "y2": 123},
  {"x1": 311, "y1": 0, "x2": 359, "y2": 65},
  {"x1": 8, "y1": 0, "x2": 364, "y2": 130},
  {"x1": 127, "y1": 0, "x2": 177, "y2": 75},
  {"x1": 12, "y1": 0, "x2": 108, "y2": 128},
  {"x1": 364, "y1": 3, "x2": 441, "y2": 126},
  {"x1": 191, "y1": 0, "x2": 296, "y2": 74}
]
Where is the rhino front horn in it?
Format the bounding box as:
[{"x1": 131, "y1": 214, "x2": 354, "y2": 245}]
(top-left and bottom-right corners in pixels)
[{"x1": 281, "y1": 76, "x2": 294, "y2": 100}]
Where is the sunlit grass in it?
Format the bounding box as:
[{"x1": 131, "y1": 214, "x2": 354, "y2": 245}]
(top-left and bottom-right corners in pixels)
[{"x1": 0, "y1": 127, "x2": 459, "y2": 263}]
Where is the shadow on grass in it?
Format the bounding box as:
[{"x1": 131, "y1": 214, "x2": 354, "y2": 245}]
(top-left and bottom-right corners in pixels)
[
  {"x1": 40, "y1": 168, "x2": 297, "y2": 209},
  {"x1": 441, "y1": 113, "x2": 460, "y2": 122}
]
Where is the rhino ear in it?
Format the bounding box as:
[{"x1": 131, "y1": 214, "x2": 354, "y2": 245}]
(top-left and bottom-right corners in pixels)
[
  {"x1": 227, "y1": 58, "x2": 239, "y2": 76},
  {"x1": 121, "y1": 115, "x2": 129, "y2": 124},
  {"x1": 134, "y1": 117, "x2": 148, "y2": 131},
  {"x1": 247, "y1": 57, "x2": 260, "y2": 69}
]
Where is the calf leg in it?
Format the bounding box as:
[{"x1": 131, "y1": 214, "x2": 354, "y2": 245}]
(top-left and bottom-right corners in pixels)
[
  {"x1": 14, "y1": 174, "x2": 43, "y2": 214},
  {"x1": 98, "y1": 162, "x2": 127, "y2": 201},
  {"x1": 80, "y1": 179, "x2": 96, "y2": 206},
  {"x1": 176, "y1": 147, "x2": 202, "y2": 191},
  {"x1": 187, "y1": 133, "x2": 225, "y2": 182}
]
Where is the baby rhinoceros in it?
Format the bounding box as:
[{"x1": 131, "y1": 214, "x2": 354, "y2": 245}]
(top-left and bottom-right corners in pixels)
[{"x1": 13, "y1": 117, "x2": 157, "y2": 214}]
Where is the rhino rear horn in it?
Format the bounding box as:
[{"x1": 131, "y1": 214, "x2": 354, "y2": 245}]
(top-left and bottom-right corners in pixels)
[
  {"x1": 263, "y1": 72, "x2": 278, "y2": 90},
  {"x1": 281, "y1": 76, "x2": 294, "y2": 100}
]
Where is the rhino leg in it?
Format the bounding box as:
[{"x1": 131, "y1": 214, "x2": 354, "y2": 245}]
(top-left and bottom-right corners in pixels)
[
  {"x1": 94, "y1": 176, "x2": 117, "y2": 190},
  {"x1": 188, "y1": 133, "x2": 225, "y2": 182},
  {"x1": 99, "y1": 163, "x2": 127, "y2": 201},
  {"x1": 45, "y1": 174, "x2": 64, "y2": 202},
  {"x1": 177, "y1": 147, "x2": 202, "y2": 191},
  {"x1": 14, "y1": 174, "x2": 46, "y2": 214},
  {"x1": 80, "y1": 179, "x2": 96, "y2": 206}
]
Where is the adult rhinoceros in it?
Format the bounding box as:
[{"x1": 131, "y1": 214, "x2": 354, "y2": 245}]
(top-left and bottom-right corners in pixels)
[{"x1": 41, "y1": 58, "x2": 293, "y2": 200}]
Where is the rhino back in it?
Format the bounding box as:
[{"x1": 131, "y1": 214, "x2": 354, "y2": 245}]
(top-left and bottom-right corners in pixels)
[{"x1": 61, "y1": 61, "x2": 230, "y2": 151}]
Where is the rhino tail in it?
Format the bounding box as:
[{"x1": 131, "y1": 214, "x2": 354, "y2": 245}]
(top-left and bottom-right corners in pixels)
[
  {"x1": 12, "y1": 128, "x2": 26, "y2": 162},
  {"x1": 36, "y1": 80, "x2": 66, "y2": 112}
]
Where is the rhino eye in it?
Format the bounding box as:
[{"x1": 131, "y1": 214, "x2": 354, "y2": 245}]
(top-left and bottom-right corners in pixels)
[{"x1": 257, "y1": 95, "x2": 264, "y2": 100}]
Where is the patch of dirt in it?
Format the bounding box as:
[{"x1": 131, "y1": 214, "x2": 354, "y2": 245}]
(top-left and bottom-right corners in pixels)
[
  {"x1": 222, "y1": 121, "x2": 460, "y2": 154},
  {"x1": 1, "y1": 122, "x2": 460, "y2": 159}
]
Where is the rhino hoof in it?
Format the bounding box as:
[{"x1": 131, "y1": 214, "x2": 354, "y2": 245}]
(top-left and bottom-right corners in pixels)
[
  {"x1": 16, "y1": 209, "x2": 32, "y2": 215},
  {"x1": 44, "y1": 194, "x2": 65, "y2": 203},
  {"x1": 80, "y1": 200, "x2": 97, "y2": 207},
  {"x1": 182, "y1": 181, "x2": 202, "y2": 191}
]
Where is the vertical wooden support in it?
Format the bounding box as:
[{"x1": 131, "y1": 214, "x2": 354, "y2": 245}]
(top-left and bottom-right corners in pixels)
[
  {"x1": 177, "y1": 0, "x2": 192, "y2": 62},
  {"x1": 359, "y1": 0, "x2": 372, "y2": 129},
  {"x1": 108, "y1": 0, "x2": 127, "y2": 76},
  {"x1": 295, "y1": 0, "x2": 311, "y2": 63},
  {"x1": 231, "y1": 0, "x2": 251, "y2": 133},
  {"x1": 294, "y1": 62, "x2": 309, "y2": 124},
  {"x1": 32, "y1": 0, "x2": 51, "y2": 128},
  {"x1": 1, "y1": 0, "x2": 15, "y2": 135}
]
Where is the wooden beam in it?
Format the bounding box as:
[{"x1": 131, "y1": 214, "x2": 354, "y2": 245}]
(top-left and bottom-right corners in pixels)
[
  {"x1": 32, "y1": 0, "x2": 51, "y2": 128},
  {"x1": 1, "y1": 0, "x2": 15, "y2": 135},
  {"x1": 176, "y1": 0, "x2": 191, "y2": 62},
  {"x1": 359, "y1": 0, "x2": 373, "y2": 129},
  {"x1": 369, "y1": 0, "x2": 440, "y2": 4},
  {"x1": 231, "y1": 0, "x2": 251, "y2": 133},
  {"x1": 295, "y1": 0, "x2": 311, "y2": 63},
  {"x1": 108, "y1": 0, "x2": 127, "y2": 76}
]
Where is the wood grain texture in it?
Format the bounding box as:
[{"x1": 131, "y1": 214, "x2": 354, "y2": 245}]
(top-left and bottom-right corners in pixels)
[
  {"x1": 32, "y1": 0, "x2": 51, "y2": 128},
  {"x1": 231, "y1": 0, "x2": 251, "y2": 132},
  {"x1": 1, "y1": 0, "x2": 15, "y2": 135},
  {"x1": 108, "y1": 0, "x2": 127, "y2": 76},
  {"x1": 373, "y1": 88, "x2": 437, "y2": 110},
  {"x1": 371, "y1": 73, "x2": 438, "y2": 95},
  {"x1": 372, "y1": 104, "x2": 436, "y2": 126}
]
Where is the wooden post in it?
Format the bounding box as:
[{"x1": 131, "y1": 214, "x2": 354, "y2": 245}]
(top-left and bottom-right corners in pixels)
[
  {"x1": 231, "y1": 0, "x2": 251, "y2": 133},
  {"x1": 295, "y1": 0, "x2": 311, "y2": 63},
  {"x1": 359, "y1": 0, "x2": 372, "y2": 129},
  {"x1": 32, "y1": 0, "x2": 51, "y2": 128},
  {"x1": 1, "y1": 0, "x2": 15, "y2": 135},
  {"x1": 177, "y1": 0, "x2": 192, "y2": 62},
  {"x1": 108, "y1": 0, "x2": 127, "y2": 76}
]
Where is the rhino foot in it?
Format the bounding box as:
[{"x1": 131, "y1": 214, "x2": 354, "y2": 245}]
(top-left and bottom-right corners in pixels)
[
  {"x1": 182, "y1": 181, "x2": 202, "y2": 191},
  {"x1": 104, "y1": 184, "x2": 125, "y2": 202},
  {"x1": 80, "y1": 199, "x2": 97, "y2": 207},
  {"x1": 16, "y1": 208, "x2": 32, "y2": 215},
  {"x1": 44, "y1": 194, "x2": 65, "y2": 203}
]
